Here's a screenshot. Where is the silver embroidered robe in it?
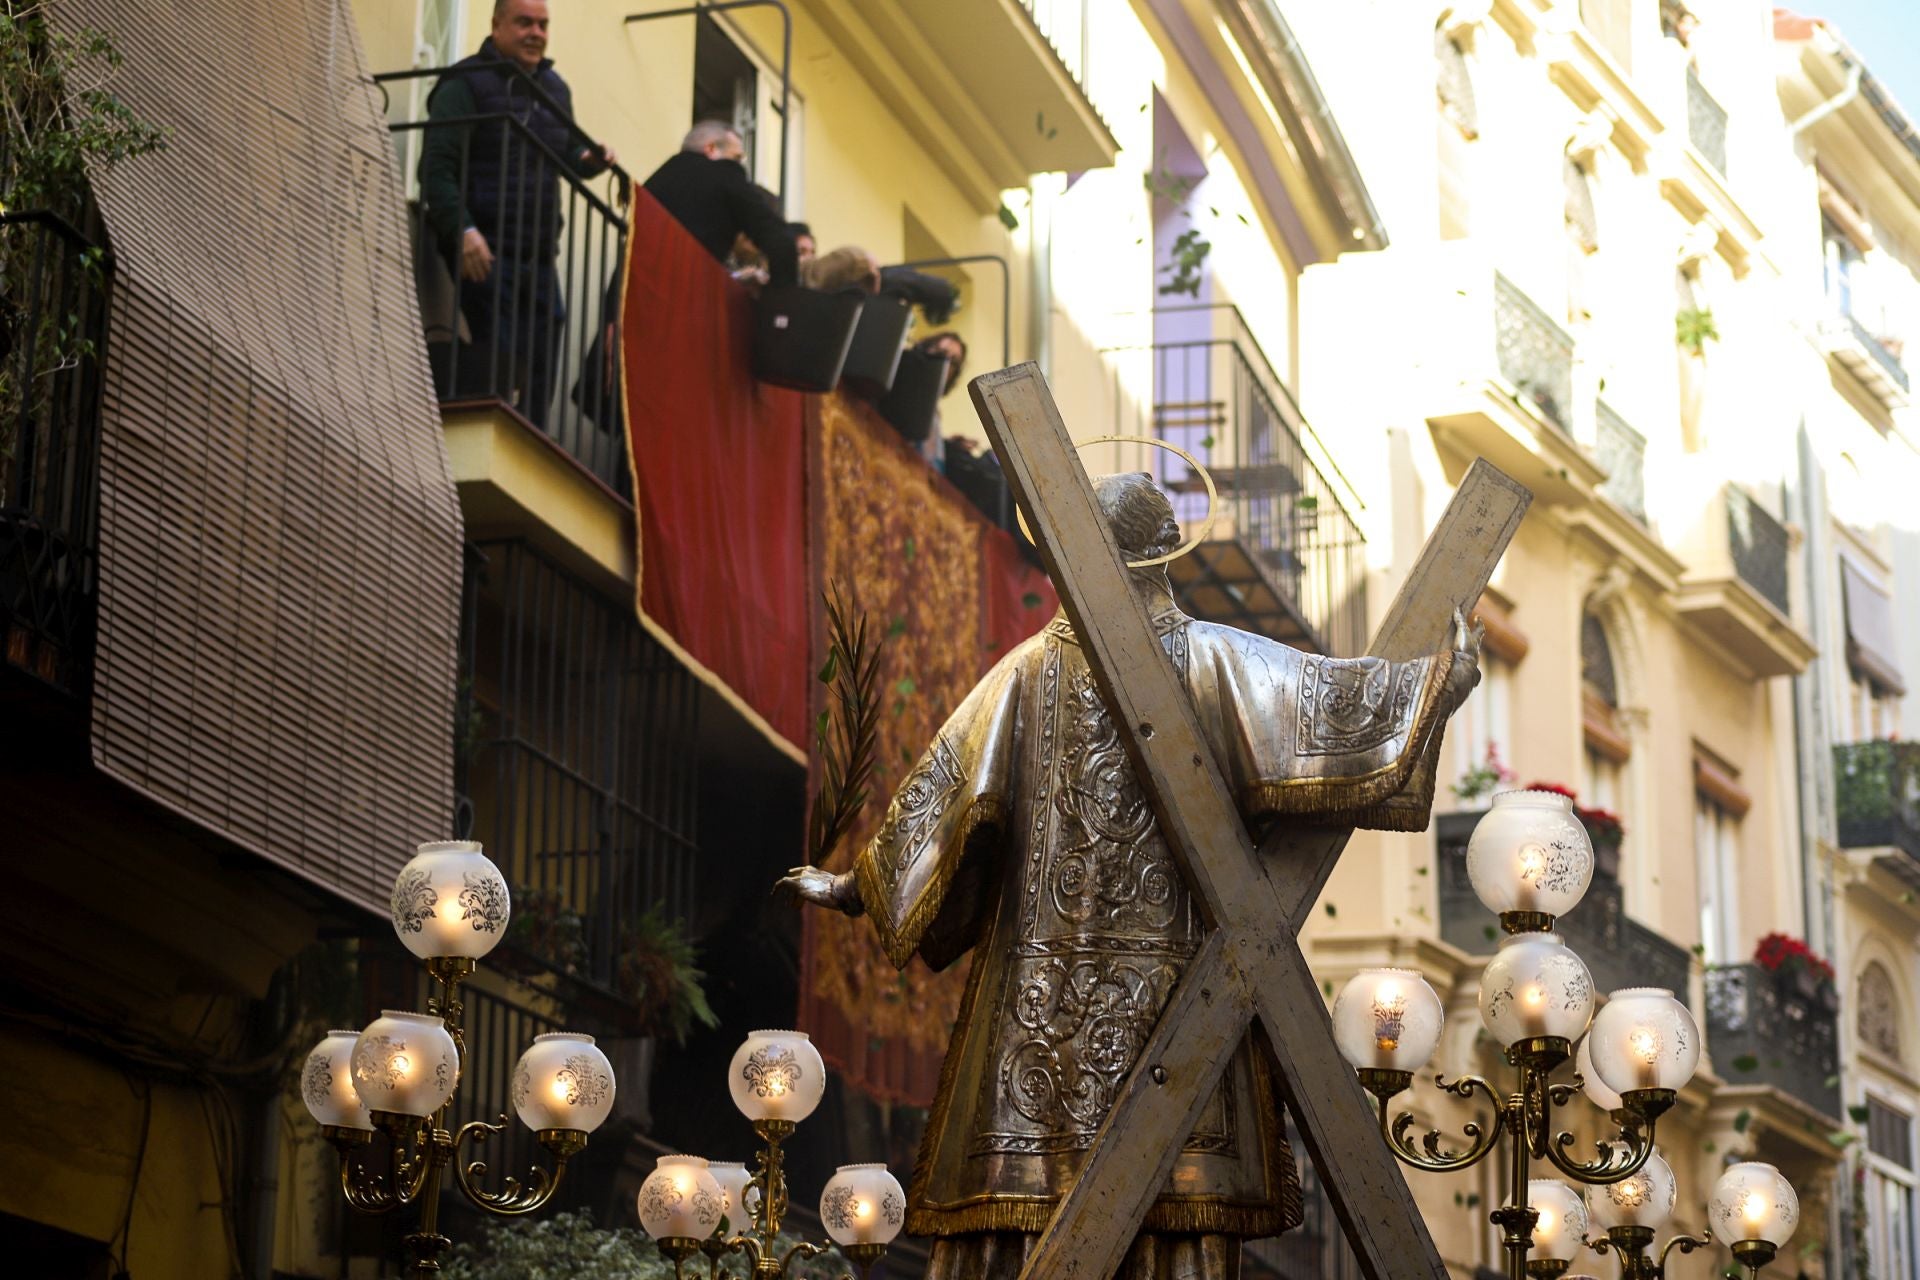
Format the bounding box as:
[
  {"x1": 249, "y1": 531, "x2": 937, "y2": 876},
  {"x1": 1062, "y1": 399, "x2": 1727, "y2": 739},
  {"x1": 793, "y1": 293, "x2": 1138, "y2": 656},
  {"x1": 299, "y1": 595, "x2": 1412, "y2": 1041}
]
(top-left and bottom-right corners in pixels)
[{"x1": 850, "y1": 588, "x2": 1461, "y2": 1266}]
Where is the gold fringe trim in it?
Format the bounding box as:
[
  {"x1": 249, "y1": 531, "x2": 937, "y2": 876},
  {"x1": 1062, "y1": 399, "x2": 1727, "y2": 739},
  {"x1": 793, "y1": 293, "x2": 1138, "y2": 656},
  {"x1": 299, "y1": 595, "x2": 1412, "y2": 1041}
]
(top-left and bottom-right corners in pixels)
[
  {"x1": 854, "y1": 795, "x2": 1007, "y2": 970},
  {"x1": 906, "y1": 1197, "x2": 1294, "y2": 1240}
]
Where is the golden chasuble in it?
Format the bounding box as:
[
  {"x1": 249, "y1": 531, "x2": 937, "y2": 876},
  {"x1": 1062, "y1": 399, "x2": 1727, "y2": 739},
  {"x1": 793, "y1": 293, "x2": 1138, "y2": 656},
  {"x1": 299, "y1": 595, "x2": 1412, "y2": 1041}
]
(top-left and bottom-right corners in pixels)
[{"x1": 851, "y1": 595, "x2": 1457, "y2": 1244}]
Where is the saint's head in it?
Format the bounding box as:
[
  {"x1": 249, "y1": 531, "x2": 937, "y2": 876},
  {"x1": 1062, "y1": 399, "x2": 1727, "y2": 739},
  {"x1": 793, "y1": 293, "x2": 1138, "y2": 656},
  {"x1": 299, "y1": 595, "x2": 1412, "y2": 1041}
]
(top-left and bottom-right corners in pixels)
[{"x1": 1093, "y1": 471, "x2": 1181, "y2": 563}]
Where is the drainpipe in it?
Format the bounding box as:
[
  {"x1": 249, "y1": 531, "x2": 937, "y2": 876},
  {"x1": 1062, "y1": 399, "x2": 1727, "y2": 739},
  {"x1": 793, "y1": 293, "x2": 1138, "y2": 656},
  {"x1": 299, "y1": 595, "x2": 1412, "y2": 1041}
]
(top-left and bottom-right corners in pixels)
[{"x1": 1787, "y1": 46, "x2": 1862, "y2": 138}]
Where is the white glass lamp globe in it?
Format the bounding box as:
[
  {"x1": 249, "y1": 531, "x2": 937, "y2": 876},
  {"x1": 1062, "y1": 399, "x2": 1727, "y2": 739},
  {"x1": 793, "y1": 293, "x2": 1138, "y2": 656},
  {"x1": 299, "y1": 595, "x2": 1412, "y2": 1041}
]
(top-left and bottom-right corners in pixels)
[
  {"x1": 300, "y1": 1029, "x2": 373, "y2": 1129},
  {"x1": 1332, "y1": 969, "x2": 1444, "y2": 1071},
  {"x1": 727, "y1": 1030, "x2": 826, "y2": 1124},
  {"x1": 350, "y1": 1011, "x2": 459, "y2": 1117},
  {"x1": 1709, "y1": 1162, "x2": 1799, "y2": 1248},
  {"x1": 511, "y1": 1033, "x2": 615, "y2": 1133},
  {"x1": 1478, "y1": 932, "x2": 1594, "y2": 1047},
  {"x1": 1588, "y1": 989, "x2": 1700, "y2": 1095},
  {"x1": 820, "y1": 1163, "x2": 907, "y2": 1247},
  {"x1": 638, "y1": 1155, "x2": 725, "y2": 1242},
  {"x1": 1575, "y1": 1035, "x2": 1624, "y2": 1114},
  {"x1": 1465, "y1": 790, "x2": 1594, "y2": 917},
  {"x1": 389, "y1": 840, "x2": 511, "y2": 960},
  {"x1": 1528, "y1": 1179, "x2": 1589, "y2": 1262},
  {"x1": 707, "y1": 1160, "x2": 755, "y2": 1232},
  {"x1": 1587, "y1": 1149, "x2": 1676, "y2": 1232}
]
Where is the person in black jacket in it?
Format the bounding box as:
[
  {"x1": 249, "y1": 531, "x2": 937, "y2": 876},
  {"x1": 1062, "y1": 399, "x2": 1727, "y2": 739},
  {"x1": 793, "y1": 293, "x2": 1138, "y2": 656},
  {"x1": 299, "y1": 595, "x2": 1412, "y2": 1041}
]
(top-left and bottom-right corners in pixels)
[
  {"x1": 419, "y1": 0, "x2": 613, "y2": 427},
  {"x1": 642, "y1": 122, "x2": 798, "y2": 287}
]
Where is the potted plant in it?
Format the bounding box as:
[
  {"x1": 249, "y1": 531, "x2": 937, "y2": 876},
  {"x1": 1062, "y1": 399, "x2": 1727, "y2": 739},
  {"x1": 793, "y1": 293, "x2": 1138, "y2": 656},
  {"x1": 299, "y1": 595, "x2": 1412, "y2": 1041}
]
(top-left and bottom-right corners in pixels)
[
  {"x1": 1753, "y1": 931, "x2": 1836, "y2": 1007},
  {"x1": 1451, "y1": 742, "x2": 1516, "y2": 810},
  {"x1": 499, "y1": 885, "x2": 589, "y2": 977},
  {"x1": 609, "y1": 904, "x2": 719, "y2": 1129}
]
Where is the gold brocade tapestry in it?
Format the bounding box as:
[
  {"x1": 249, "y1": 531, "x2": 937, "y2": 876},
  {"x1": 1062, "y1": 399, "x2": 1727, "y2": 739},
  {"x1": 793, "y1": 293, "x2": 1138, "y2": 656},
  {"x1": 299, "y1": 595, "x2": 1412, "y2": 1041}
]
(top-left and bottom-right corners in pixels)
[{"x1": 799, "y1": 393, "x2": 1055, "y2": 1105}]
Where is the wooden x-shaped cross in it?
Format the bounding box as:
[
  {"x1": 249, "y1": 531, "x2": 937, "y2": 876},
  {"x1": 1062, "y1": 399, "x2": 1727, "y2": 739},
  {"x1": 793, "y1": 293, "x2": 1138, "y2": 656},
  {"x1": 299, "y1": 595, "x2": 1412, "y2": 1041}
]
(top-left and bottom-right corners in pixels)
[{"x1": 968, "y1": 365, "x2": 1531, "y2": 1280}]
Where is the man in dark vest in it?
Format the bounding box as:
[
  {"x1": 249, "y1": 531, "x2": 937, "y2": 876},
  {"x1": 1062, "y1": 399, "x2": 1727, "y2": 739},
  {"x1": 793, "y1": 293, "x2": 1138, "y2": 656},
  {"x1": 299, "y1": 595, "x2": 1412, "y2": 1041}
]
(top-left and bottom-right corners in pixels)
[{"x1": 420, "y1": 0, "x2": 614, "y2": 427}]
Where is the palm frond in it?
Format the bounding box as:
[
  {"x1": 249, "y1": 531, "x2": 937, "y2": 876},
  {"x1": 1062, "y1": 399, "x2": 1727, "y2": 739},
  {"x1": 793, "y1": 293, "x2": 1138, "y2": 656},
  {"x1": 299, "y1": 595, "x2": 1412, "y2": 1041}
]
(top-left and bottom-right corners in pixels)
[{"x1": 808, "y1": 581, "x2": 884, "y2": 867}]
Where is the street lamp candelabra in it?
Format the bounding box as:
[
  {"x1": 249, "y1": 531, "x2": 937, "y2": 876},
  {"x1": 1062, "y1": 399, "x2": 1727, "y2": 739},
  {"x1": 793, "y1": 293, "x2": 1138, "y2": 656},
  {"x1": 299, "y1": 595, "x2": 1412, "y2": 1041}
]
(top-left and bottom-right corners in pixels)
[
  {"x1": 1331, "y1": 790, "x2": 1796, "y2": 1280},
  {"x1": 299, "y1": 841, "x2": 617, "y2": 1275},
  {"x1": 637, "y1": 1029, "x2": 905, "y2": 1278}
]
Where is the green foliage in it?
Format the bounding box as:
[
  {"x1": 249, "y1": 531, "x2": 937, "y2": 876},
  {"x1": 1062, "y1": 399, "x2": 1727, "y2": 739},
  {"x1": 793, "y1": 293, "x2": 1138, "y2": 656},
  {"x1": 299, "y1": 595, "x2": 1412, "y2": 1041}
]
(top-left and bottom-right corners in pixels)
[
  {"x1": 614, "y1": 904, "x2": 718, "y2": 1044},
  {"x1": 504, "y1": 886, "x2": 589, "y2": 976},
  {"x1": 1674, "y1": 306, "x2": 1719, "y2": 355},
  {"x1": 443, "y1": 1213, "x2": 846, "y2": 1280},
  {"x1": 1833, "y1": 740, "x2": 1920, "y2": 828},
  {"x1": 0, "y1": 2, "x2": 169, "y2": 220}
]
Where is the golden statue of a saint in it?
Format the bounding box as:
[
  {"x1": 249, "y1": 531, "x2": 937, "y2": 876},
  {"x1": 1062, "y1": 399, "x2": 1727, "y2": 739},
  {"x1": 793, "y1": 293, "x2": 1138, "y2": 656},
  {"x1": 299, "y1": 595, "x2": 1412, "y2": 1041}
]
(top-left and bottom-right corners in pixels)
[{"x1": 782, "y1": 471, "x2": 1481, "y2": 1278}]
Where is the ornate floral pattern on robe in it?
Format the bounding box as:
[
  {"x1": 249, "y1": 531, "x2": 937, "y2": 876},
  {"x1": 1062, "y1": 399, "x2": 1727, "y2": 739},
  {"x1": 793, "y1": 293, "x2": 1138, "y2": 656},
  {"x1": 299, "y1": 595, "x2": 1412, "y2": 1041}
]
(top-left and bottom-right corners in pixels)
[{"x1": 850, "y1": 597, "x2": 1460, "y2": 1245}]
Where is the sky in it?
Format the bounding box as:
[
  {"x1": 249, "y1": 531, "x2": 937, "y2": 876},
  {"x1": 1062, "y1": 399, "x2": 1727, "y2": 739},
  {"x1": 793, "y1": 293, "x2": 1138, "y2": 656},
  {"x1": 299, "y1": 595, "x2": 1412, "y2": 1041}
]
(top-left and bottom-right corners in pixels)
[{"x1": 1795, "y1": 0, "x2": 1920, "y2": 118}]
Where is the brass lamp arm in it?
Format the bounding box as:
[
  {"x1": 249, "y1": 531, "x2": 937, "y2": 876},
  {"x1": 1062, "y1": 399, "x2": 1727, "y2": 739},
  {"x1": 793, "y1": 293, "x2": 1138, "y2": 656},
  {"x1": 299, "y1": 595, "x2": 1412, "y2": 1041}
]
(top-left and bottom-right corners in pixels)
[
  {"x1": 449, "y1": 1115, "x2": 577, "y2": 1214},
  {"x1": 1524, "y1": 1068, "x2": 1654, "y2": 1185},
  {"x1": 337, "y1": 1119, "x2": 438, "y2": 1214},
  {"x1": 1656, "y1": 1232, "x2": 1712, "y2": 1270},
  {"x1": 1384, "y1": 1074, "x2": 1507, "y2": 1172}
]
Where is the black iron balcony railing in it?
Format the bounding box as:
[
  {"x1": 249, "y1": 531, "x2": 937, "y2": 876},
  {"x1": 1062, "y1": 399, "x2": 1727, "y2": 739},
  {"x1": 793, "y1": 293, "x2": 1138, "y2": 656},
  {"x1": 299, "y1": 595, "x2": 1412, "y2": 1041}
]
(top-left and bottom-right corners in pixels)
[
  {"x1": 1686, "y1": 65, "x2": 1728, "y2": 176},
  {"x1": 1726, "y1": 486, "x2": 1791, "y2": 616},
  {"x1": 376, "y1": 65, "x2": 633, "y2": 494},
  {"x1": 1834, "y1": 740, "x2": 1920, "y2": 867},
  {"x1": 1494, "y1": 273, "x2": 1575, "y2": 434},
  {"x1": 1705, "y1": 964, "x2": 1841, "y2": 1120},
  {"x1": 456, "y1": 540, "x2": 701, "y2": 994},
  {"x1": 0, "y1": 211, "x2": 111, "y2": 697},
  {"x1": 1110, "y1": 305, "x2": 1367, "y2": 655},
  {"x1": 1594, "y1": 399, "x2": 1647, "y2": 522},
  {"x1": 1436, "y1": 813, "x2": 1692, "y2": 1003}
]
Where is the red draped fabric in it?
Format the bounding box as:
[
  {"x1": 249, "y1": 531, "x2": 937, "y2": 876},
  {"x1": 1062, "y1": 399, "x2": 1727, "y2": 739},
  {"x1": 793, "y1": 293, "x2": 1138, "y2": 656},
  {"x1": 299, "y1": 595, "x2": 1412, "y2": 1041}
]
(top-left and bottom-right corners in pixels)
[
  {"x1": 622, "y1": 192, "x2": 811, "y2": 758},
  {"x1": 620, "y1": 198, "x2": 1058, "y2": 1104}
]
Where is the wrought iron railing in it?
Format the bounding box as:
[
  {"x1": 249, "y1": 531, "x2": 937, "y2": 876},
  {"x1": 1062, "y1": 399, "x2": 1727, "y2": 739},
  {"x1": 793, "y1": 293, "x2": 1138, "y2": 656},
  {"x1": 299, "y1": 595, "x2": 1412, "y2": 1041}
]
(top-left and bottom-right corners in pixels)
[
  {"x1": 1834, "y1": 740, "x2": 1920, "y2": 866},
  {"x1": 1704, "y1": 964, "x2": 1841, "y2": 1120},
  {"x1": 1594, "y1": 400, "x2": 1646, "y2": 522},
  {"x1": 1686, "y1": 65, "x2": 1728, "y2": 176},
  {"x1": 1725, "y1": 487, "x2": 1791, "y2": 616},
  {"x1": 375, "y1": 65, "x2": 633, "y2": 494},
  {"x1": 1244, "y1": 1113, "x2": 1364, "y2": 1280},
  {"x1": 455, "y1": 540, "x2": 701, "y2": 995},
  {"x1": 0, "y1": 211, "x2": 111, "y2": 696},
  {"x1": 1494, "y1": 273, "x2": 1575, "y2": 434},
  {"x1": 1842, "y1": 309, "x2": 1910, "y2": 394},
  {"x1": 1436, "y1": 813, "x2": 1692, "y2": 1003},
  {"x1": 1107, "y1": 305, "x2": 1368, "y2": 655}
]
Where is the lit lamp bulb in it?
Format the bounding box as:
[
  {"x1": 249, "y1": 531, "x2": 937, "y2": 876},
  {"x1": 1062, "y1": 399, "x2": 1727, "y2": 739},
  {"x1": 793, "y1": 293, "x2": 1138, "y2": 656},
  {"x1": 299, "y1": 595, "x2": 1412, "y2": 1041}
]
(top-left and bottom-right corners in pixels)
[
  {"x1": 820, "y1": 1163, "x2": 906, "y2": 1250},
  {"x1": 1709, "y1": 1162, "x2": 1797, "y2": 1271},
  {"x1": 1589, "y1": 989, "x2": 1699, "y2": 1121},
  {"x1": 388, "y1": 841, "x2": 511, "y2": 961},
  {"x1": 300, "y1": 1029, "x2": 373, "y2": 1134},
  {"x1": 1478, "y1": 933, "x2": 1593, "y2": 1060},
  {"x1": 1575, "y1": 1035, "x2": 1623, "y2": 1115},
  {"x1": 1587, "y1": 1149, "x2": 1676, "y2": 1234},
  {"x1": 349, "y1": 1011, "x2": 458, "y2": 1118},
  {"x1": 638, "y1": 1155, "x2": 725, "y2": 1246},
  {"x1": 511, "y1": 1033, "x2": 615, "y2": 1140},
  {"x1": 1528, "y1": 1179, "x2": 1589, "y2": 1264},
  {"x1": 707, "y1": 1161, "x2": 755, "y2": 1234},
  {"x1": 1465, "y1": 790, "x2": 1594, "y2": 922},
  {"x1": 727, "y1": 1030, "x2": 827, "y2": 1126},
  {"x1": 1332, "y1": 969, "x2": 1444, "y2": 1099}
]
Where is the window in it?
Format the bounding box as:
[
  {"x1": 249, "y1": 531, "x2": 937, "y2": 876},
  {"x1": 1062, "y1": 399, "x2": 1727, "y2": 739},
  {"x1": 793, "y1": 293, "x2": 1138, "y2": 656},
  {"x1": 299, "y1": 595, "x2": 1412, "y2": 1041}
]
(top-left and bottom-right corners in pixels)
[
  {"x1": 1580, "y1": 613, "x2": 1629, "y2": 810},
  {"x1": 1693, "y1": 793, "x2": 1739, "y2": 965},
  {"x1": 691, "y1": 13, "x2": 803, "y2": 211},
  {"x1": 1860, "y1": 963, "x2": 1903, "y2": 1062},
  {"x1": 1867, "y1": 1097, "x2": 1917, "y2": 1280},
  {"x1": 1452, "y1": 653, "x2": 1515, "y2": 797}
]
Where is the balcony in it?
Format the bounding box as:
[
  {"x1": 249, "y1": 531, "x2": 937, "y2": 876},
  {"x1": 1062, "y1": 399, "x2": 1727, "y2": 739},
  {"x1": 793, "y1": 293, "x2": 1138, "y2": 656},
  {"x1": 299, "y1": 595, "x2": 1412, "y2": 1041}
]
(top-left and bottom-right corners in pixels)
[
  {"x1": 1593, "y1": 399, "x2": 1646, "y2": 522},
  {"x1": 1108, "y1": 305, "x2": 1367, "y2": 655},
  {"x1": 1705, "y1": 964, "x2": 1841, "y2": 1121},
  {"x1": 1671, "y1": 483, "x2": 1814, "y2": 678},
  {"x1": 814, "y1": 0, "x2": 1117, "y2": 208},
  {"x1": 377, "y1": 66, "x2": 634, "y2": 497},
  {"x1": 1416, "y1": 262, "x2": 1607, "y2": 506},
  {"x1": 1435, "y1": 813, "x2": 1693, "y2": 1006},
  {"x1": 1834, "y1": 741, "x2": 1920, "y2": 880},
  {"x1": 1686, "y1": 65, "x2": 1727, "y2": 176},
  {"x1": 456, "y1": 538, "x2": 701, "y2": 997},
  {"x1": 1816, "y1": 302, "x2": 1911, "y2": 411},
  {"x1": 0, "y1": 212, "x2": 109, "y2": 700}
]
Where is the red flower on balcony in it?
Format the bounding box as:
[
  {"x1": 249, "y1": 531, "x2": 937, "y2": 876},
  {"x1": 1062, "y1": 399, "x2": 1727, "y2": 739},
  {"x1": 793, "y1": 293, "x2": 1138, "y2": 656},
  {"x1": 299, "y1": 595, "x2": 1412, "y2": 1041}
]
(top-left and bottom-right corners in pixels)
[
  {"x1": 1753, "y1": 931, "x2": 1835, "y2": 983},
  {"x1": 1524, "y1": 780, "x2": 1579, "y2": 801},
  {"x1": 1521, "y1": 781, "x2": 1626, "y2": 847}
]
